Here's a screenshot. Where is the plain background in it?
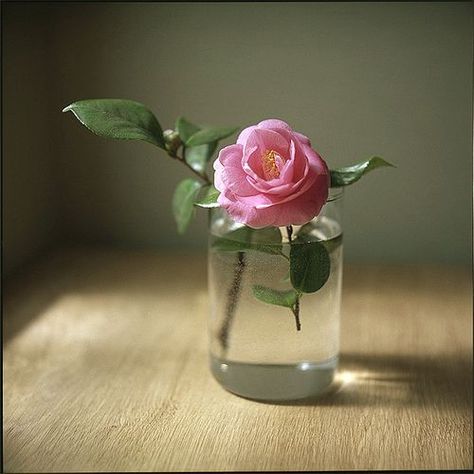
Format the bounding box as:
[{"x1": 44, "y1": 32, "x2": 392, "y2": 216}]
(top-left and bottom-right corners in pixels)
[{"x1": 3, "y1": 2, "x2": 472, "y2": 276}]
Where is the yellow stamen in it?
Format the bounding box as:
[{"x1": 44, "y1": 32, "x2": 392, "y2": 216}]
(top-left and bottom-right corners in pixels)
[{"x1": 262, "y1": 150, "x2": 280, "y2": 179}]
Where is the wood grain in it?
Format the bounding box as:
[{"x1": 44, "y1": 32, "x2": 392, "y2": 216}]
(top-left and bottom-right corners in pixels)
[{"x1": 3, "y1": 247, "x2": 472, "y2": 472}]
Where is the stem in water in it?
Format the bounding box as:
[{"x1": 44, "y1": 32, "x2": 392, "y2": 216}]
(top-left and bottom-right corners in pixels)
[
  {"x1": 218, "y1": 251, "x2": 246, "y2": 352},
  {"x1": 286, "y1": 225, "x2": 301, "y2": 331}
]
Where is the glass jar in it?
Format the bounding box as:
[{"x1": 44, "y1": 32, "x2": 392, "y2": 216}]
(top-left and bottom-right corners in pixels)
[{"x1": 207, "y1": 187, "x2": 344, "y2": 401}]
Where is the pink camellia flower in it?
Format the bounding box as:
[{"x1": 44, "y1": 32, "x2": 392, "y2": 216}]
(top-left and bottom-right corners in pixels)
[{"x1": 213, "y1": 119, "x2": 330, "y2": 228}]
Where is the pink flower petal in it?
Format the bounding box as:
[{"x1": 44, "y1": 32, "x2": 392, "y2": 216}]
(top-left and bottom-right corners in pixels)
[
  {"x1": 216, "y1": 144, "x2": 257, "y2": 197},
  {"x1": 257, "y1": 119, "x2": 292, "y2": 131},
  {"x1": 242, "y1": 145, "x2": 265, "y2": 180},
  {"x1": 213, "y1": 158, "x2": 225, "y2": 192},
  {"x1": 215, "y1": 118, "x2": 329, "y2": 228},
  {"x1": 253, "y1": 172, "x2": 317, "y2": 208},
  {"x1": 236, "y1": 125, "x2": 257, "y2": 146},
  {"x1": 244, "y1": 128, "x2": 289, "y2": 159},
  {"x1": 293, "y1": 131, "x2": 311, "y2": 146}
]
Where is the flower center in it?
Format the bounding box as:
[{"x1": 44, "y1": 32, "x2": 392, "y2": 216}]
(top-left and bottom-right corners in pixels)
[{"x1": 262, "y1": 150, "x2": 281, "y2": 180}]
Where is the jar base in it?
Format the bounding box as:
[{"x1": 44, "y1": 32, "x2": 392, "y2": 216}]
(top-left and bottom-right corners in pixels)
[{"x1": 210, "y1": 355, "x2": 338, "y2": 402}]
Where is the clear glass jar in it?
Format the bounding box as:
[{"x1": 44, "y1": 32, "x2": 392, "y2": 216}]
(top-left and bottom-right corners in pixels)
[{"x1": 207, "y1": 188, "x2": 344, "y2": 401}]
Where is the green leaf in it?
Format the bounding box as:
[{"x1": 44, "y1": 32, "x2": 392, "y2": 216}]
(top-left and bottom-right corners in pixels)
[
  {"x1": 186, "y1": 126, "x2": 239, "y2": 147},
  {"x1": 194, "y1": 185, "x2": 220, "y2": 208},
  {"x1": 172, "y1": 178, "x2": 202, "y2": 234},
  {"x1": 296, "y1": 224, "x2": 343, "y2": 254},
  {"x1": 175, "y1": 116, "x2": 200, "y2": 143},
  {"x1": 176, "y1": 117, "x2": 219, "y2": 173},
  {"x1": 322, "y1": 234, "x2": 343, "y2": 254},
  {"x1": 185, "y1": 141, "x2": 218, "y2": 173},
  {"x1": 290, "y1": 241, "x2": 330, "y2": 293},
  {"x1": 63, "y1": 99, "x2": 165, "y2": 149},
  {"x1": 252, "y1": 285, "x2": 298, "y2": 309},
  {"x1": 212, "y1": 226, "x2": 283, "y2": 256},
  {"x1": 231, "y1": 226, "x2": 282, "y2": 245},
  {"x1": 330, "y1": 156, "x2": 395, "y2": 187}
]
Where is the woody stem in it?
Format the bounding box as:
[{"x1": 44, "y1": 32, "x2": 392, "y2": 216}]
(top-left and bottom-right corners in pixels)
[{"x1": 169, "y1": 148, "x2": 212, "y2": 185}]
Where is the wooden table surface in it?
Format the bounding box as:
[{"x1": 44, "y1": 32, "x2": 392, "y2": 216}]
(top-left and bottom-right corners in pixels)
[{"x1": 4, "y1": 247, "x2": 472, "y2": 472}]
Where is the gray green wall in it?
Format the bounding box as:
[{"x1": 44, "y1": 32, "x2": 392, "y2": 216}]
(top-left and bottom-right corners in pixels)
[
  {"x1": 4, "y1": 2, "x2": 472, "y2": 274},
  {"x1": 3, "y1": 5, "x2": 61, "y2": 275}
]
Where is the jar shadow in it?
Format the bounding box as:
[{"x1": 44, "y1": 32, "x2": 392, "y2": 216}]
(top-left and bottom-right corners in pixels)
[{"x1": 249, "y1": 351, "x2": 472, "y2": 408}]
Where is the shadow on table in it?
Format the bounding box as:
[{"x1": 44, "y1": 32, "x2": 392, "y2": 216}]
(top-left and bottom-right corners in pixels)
[
  {"x1": 264, "y1": 351, "x2": 473, "y2": 409},
  {"x1": 3, "y1": 246, "x2": 207, "y2": 345}
]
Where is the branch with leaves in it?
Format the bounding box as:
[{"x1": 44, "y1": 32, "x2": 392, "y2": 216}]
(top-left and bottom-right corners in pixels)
[
  {"x1": 63, "y1": 99, "x2": 238, "y2": 234},
  {"x1": 63, "y1": 98, "x2": 394, "y2": 352}
]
